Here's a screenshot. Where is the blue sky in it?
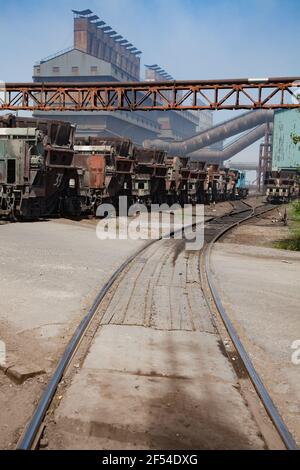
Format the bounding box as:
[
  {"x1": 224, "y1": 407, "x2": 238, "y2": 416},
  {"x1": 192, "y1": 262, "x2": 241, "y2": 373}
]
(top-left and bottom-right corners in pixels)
[
  {"x1": 0, "y1": 0, "x2": 299, "y2": 167},
  {"x1": 1, "y1": 0, "x2": 299, "y2": 82}
]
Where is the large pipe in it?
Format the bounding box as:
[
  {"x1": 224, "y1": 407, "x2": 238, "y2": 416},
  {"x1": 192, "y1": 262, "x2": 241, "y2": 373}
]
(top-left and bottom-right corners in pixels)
[
  {"x1": 4, "y1": 76, "x2": 300, "y2": 88},
  {"x1": 144, "y1": 110, "x2": 274, "y2": 155},
  {"x1": 190, "y1": 124, "x2": 268, "y2": 162}
]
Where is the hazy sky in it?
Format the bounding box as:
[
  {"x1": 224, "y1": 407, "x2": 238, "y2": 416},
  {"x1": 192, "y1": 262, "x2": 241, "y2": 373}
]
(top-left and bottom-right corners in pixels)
[{"x1": 0, "y1": 0, "x2": 299, "y2": 170}]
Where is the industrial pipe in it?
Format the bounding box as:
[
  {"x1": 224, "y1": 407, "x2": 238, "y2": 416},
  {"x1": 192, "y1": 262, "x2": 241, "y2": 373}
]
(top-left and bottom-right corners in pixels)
[
  {"x1": 190, "y1": 124, "x2": 268, "y2": 162},
  {"x1": 144, "y1": 110, "x2": 274, "y2": 155}
]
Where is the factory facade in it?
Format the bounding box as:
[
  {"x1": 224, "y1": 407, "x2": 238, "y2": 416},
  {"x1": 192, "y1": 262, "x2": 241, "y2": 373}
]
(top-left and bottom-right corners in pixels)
[{"x1": 33, "y1": 9, "x2": 216, "y2": 147}]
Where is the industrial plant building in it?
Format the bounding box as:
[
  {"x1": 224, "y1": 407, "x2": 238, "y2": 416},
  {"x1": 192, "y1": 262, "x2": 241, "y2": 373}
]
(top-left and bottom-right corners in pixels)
[{"x1": 33, "y1": 9, "x2": 218, "y2": 147}]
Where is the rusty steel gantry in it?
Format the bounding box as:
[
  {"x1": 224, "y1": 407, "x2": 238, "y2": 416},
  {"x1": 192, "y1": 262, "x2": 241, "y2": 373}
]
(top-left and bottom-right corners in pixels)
[{"x1": 0, "y1": 77, "x2": 299, "y2": 112}]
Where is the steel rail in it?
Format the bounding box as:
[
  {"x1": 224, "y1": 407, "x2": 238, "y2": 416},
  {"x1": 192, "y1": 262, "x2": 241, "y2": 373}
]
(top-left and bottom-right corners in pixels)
[
  {"x1": 203, "y1": 205, "x2": 299, "y2": 451},
  {"x1": 17, "y1": 209, "x2": 214, "y2": 450}
]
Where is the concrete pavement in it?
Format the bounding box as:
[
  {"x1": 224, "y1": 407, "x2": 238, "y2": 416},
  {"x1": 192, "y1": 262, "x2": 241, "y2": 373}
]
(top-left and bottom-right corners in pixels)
[{"x1": 211, "y1": 242, "x2": 300, "y2": 446}]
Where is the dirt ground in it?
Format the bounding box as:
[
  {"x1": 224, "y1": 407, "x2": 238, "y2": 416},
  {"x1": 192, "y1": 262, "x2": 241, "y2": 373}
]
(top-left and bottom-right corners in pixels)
[{"x1": 222, "y1": 205, "x2": 291, "y2": 247}]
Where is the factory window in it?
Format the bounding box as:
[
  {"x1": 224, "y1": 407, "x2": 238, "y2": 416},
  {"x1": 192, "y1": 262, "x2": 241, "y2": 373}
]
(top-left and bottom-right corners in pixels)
[
  {"x1": 7, "y1": 160, "x2": 16, "y2": 184},
  {"x1": 52, "y1": 67, "x2": 60, "y2": 73},
  {"x1": 72, "y1": 66, "x2": 79, "y2": 73},
  {"x1": 35, "y1": 67, "x2": 40, "y2": 74},
  {"x1": 90, "y1": 66, "x2": 98, "y2": 73}
]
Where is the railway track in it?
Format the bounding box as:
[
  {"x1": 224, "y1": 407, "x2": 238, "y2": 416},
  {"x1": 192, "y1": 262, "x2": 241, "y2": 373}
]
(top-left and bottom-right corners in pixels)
[
  {"x1": 202, "y1": 202, "x2": 298, "y2": 451},
  {"x1": 17, "y1": 200, "x2": 298, "y2": 451}
]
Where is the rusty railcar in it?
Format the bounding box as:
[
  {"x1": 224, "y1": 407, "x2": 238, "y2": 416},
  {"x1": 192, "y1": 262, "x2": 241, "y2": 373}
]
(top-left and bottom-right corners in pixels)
[
  {"x1": 265, "y1": 170, "x2": 299, "y2": 203},
  {"x1": 206, "y1": 164, "x2": 220, "y2": 203},
  {"x1": 178, "y1": 159, "x2": 191, "y2": 206},
  {"x1": 0, "y1": 114, "x2": 80, "y2": 220},
  {"x1": 165, "y1": 156, "x2": 186, "y2": 205},
  {"x1": 221, "y1": 168, "x2": 236, "y2": 200},
  {"x1": 132, "y1": 148, "x2": 168, "y2": 205},
  {"x1": 187, "y1": 161, "x2": 208, "y2": 205},
  {"x1": 74, "y1": 137, "x2": 135, "y2": 213}
]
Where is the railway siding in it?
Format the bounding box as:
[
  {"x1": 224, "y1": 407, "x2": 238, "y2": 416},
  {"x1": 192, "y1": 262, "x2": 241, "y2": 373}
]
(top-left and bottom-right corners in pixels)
[{"x1": 44, "y1": 236, "x2": 266, "y2": 450}]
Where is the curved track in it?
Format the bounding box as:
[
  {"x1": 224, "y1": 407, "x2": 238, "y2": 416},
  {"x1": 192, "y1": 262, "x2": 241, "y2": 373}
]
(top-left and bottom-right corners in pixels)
[
  {"x1": 202, "y1": 203, "x2": 298, "y2": 451},
  {"x1": 17, "y1": 200, "x2": 297, "y2": 450}
]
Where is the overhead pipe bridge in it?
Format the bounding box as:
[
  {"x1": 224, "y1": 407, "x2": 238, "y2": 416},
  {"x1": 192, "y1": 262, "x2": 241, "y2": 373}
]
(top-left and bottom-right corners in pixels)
[{"x1": 0, "y1": 77, "x2": 299, "y2": 112}]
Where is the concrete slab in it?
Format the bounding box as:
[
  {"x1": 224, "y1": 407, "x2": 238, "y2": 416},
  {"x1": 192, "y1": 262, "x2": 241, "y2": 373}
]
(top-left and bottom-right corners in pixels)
[
  {"x1": 211, "y1": 242, "x2": 300, "y2": 445},
  {"x1": 46, "y1": 235, "x2": 266, "y2": 450},
  {"x1": 0, "y1": 220, "x2": 145, "y2": 371},
  {"x1": 3, "y1": 363, "x2": 46, "y2": 385},
  {"x1": 48, "y1": 325, "x2": 265, "y2": 450}
]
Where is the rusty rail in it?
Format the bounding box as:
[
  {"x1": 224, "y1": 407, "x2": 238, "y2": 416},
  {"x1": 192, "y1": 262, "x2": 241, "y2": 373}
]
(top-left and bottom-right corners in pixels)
[
  {"x1": 203, "y1": 204, "x2": 298, "y2": 450},
  {"x1": 0, "y1": 77, "x2": 299, "y2": 111}
]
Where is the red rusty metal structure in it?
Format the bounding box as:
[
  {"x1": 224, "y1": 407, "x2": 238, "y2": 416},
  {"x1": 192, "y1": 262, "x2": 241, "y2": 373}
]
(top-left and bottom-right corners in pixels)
[
  {"x1": 0, "y1": 77, "x2": 299, "y2": 112},
  {"x1": 258, "y1": 123, "x2": 273, "y2": 192}
]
